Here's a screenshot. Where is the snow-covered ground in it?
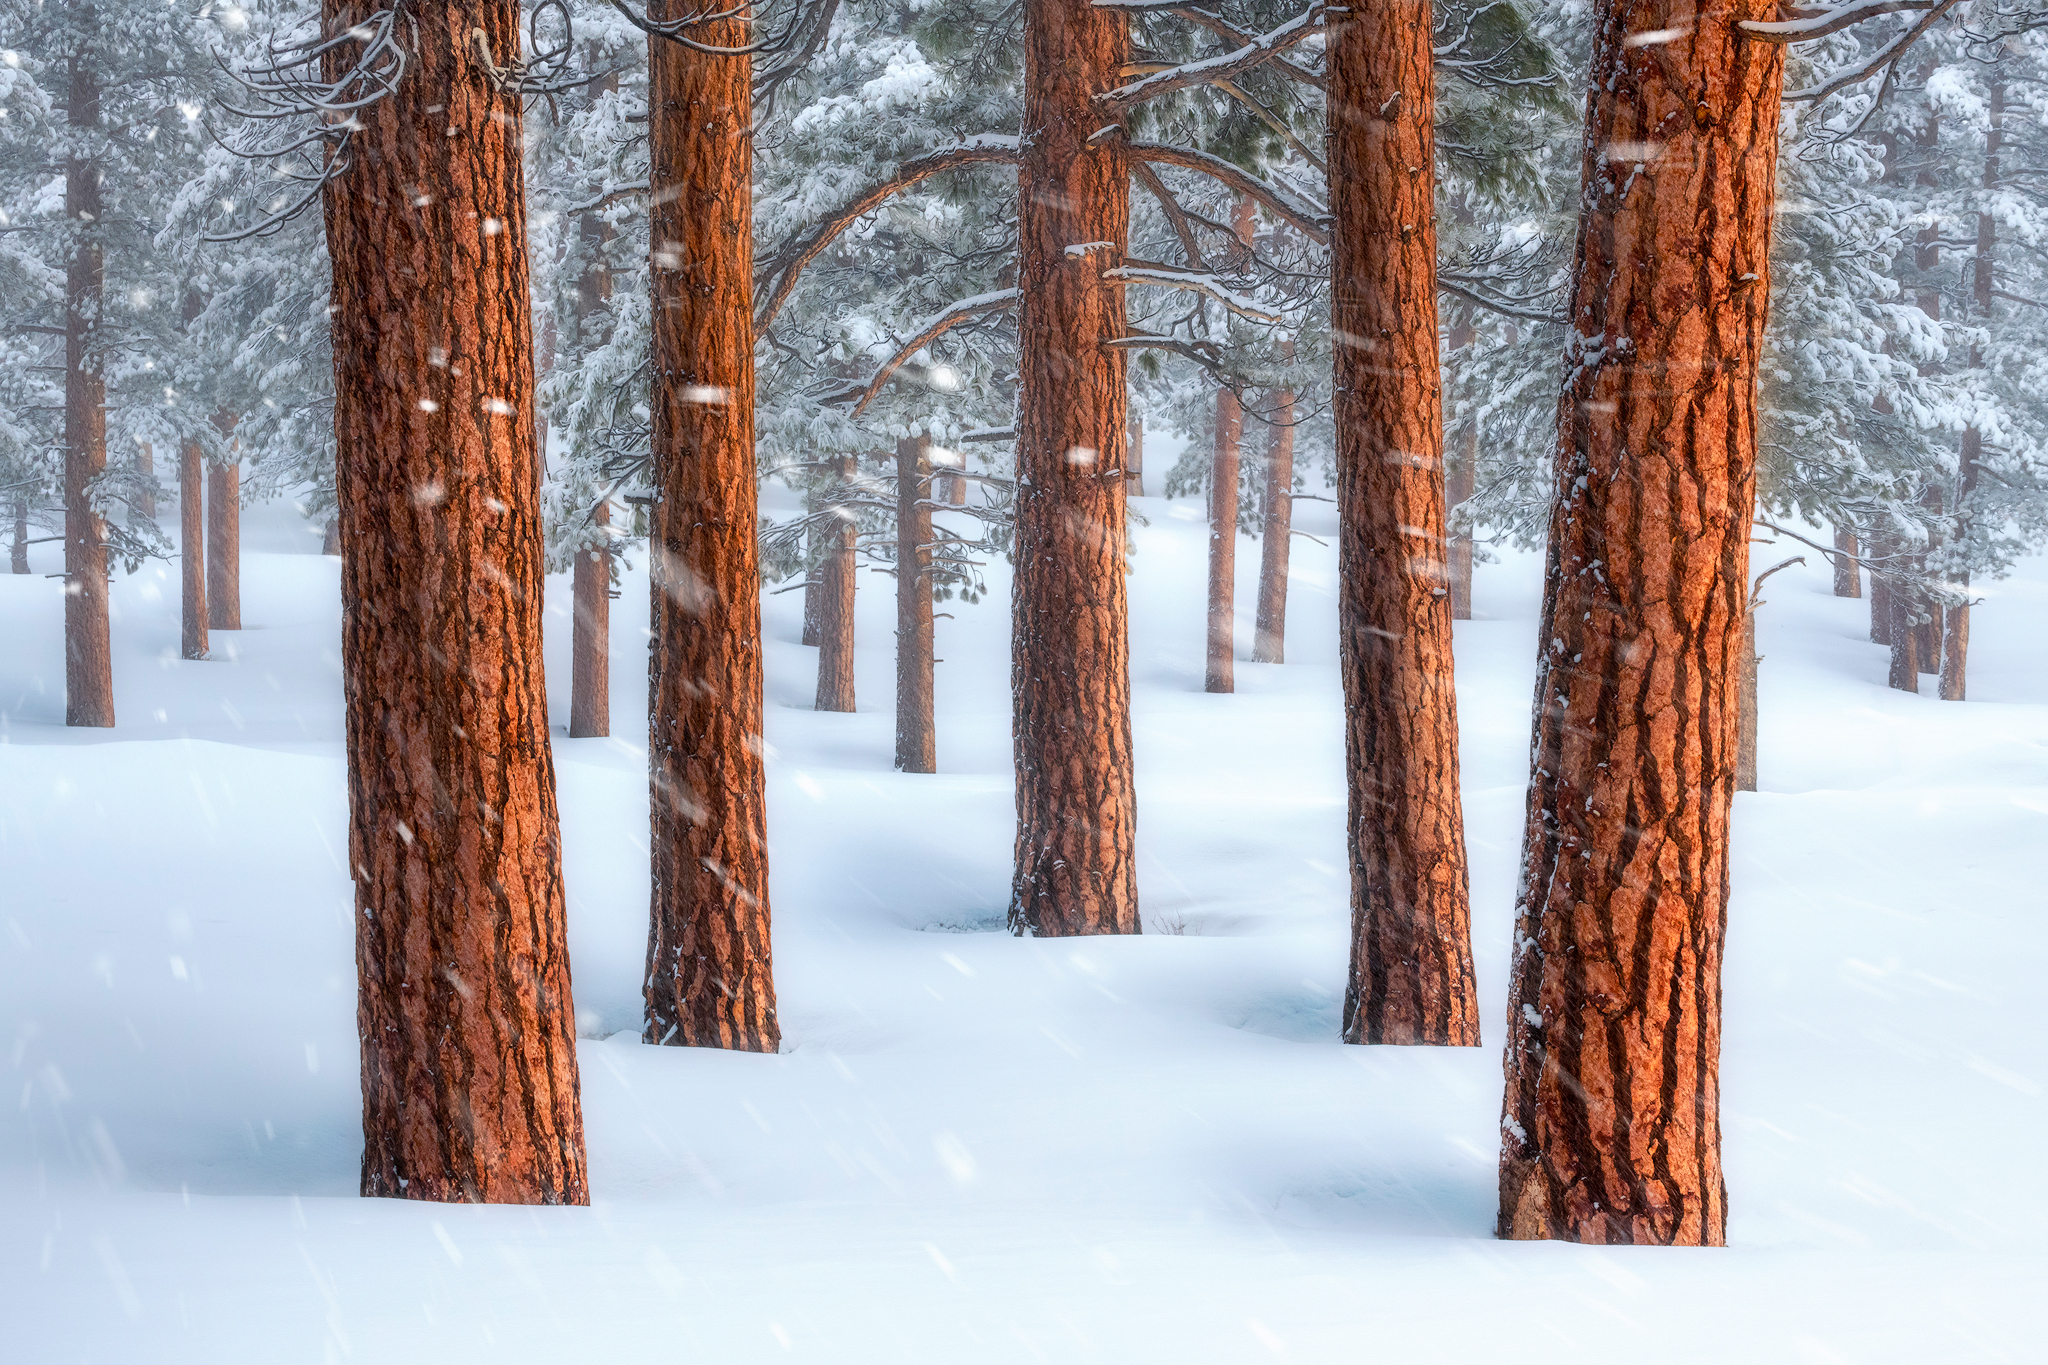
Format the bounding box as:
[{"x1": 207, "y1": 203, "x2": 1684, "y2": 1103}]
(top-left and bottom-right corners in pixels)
[{"x1": 3, "y1": 489, "x2": 2043, "y2": 1363}]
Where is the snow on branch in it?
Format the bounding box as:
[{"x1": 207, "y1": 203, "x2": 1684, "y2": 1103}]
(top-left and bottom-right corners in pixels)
[
  {"x1": 1100, "y1": 3, "x2": 1324, "y2": 109},
  {"x1": 1104, "y1": 262, "x2": 1283, "y2": 323},
  {"x1": 1132, "y1": 161, "x2": 1208, "y2": 270},
  {"x1": 1093, "y1": 0, "x2": 1327, "y2": 88},
  {"x1": 1740, "y1": 0, "x2": 1966, "y2": 103},
  {"x1": 756, "y1": 136, "x2": 1025, "y2": 329},
  {"x1": 1127, "y1": 142, "x2": 1330, "y2": 243},
  {"x1": 823, "y1": 290, "x2": 1020, "y2": 416}
]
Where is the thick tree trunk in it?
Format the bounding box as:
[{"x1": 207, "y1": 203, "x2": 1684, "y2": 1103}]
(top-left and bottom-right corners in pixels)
[
  {"x1": 1496, "y1": 2, "x2": 1782, "y2": 1247},
  {"x1": 1832, "y1": 526, "x2": 1860, "y2": 597},
  {"x1": 1126, "y1": 412, "x2": 1145, "y2": 496},
  {"x1": 1869, "y1": 540, "x2": 1893, "y2": 644},
  {"x1": 1330, "y1": 0, "x2": 1478, "y2": 1048},
  {"x1": 180, "y1": 440, "x2": 207, "y2": 661},
  {"x1": 1736, "y1": 611, "x2": 1758, "y2": 792},
  {"x1": 569, "y1": 501, "x2": 610, "y2": 737},
  {"x1": 134, "y1": 442, "x2": 155, "y2": 524},
  {"x1": 10, "y1": 500, "x2": 27, "y2": 574},
  {"x1": 1009, "y1": 0, "x2": 1138, "y2": 936},
  {"x1": 321, "y1": 0, "x2": 587, "y2": 1204},
  {"x1": 815, "y1": 455, "x2": 857, "y2": 714},
  {"x1": 63, "y1": 43, "x2": 114, "y2": 729},
  {"x1": 1251, "y1": 378, "x2": 1295, "y2": 664},
  {"x1": 1206, "y1": 382, "x2": 1242, "y2": 693},
  {"x1": 206, "y1": 448, "x2": 241, "y2": 631},
  {"x1": 895, "y1": 436, "x2": 937, "y2": 773},
  {"x1": 643, "y1": 17, "x2": 780, "y2": 1050}
]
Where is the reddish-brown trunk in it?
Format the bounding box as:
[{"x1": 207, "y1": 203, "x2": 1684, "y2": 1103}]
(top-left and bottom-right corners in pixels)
[
  {"x1": 1009, "y1": 0, "x2": 1138, "y2": 936},
  {"x1": 1206, "y1": 383, "x2": 1242, "y2": 693},
  {"x1": 322, "y1": 0, "x2": 587, "y2": 1204},
  {"x1": 895, "y1": 436, "x2": 937, "y2": 773},
  {"x1": 643, "y1": 15, "x2": 780, "y2": 1050},
  {"x1": 815, "y1": 455, "x2": 857, "y2": 713},
  {"x1": 569, "y1": 500, "x2": 610, "y2": 737},
  {"x1": 63, "y1": 40, "x2": 113, "y2": 729},
  {"x1": 1496, "y1": 0, "x2": 1783, "y2": 1247},
  {"x1": 180, "y1": 441, "x2": 208, "y2": 661},
  {"x1": 1330, "y1": 0, "x2": 1478, "y2": 1048},
  {"x1": 1252, "y1": 379, "x2": 1295, "y2": 664},
  {"x1": 1889, "y1": 568, "x2": 1920, "y2": 691},
  {"x1": 1832, "y1": 526, "x2": 1860, "y2": 597},
  {"x1": 206, "y1": 446, "x2": 241, "y2": 631}
]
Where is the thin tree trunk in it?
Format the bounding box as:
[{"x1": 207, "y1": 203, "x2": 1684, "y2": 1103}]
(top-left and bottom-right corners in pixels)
[
  {"x1": 322, "y1": 0, "x2": 587, "y2": 1204},
  {"x1": 1126, "y1": 411, "x2": 1144, "y2": 496},
  {"x1": 1832, "y1": 526, "x2": 1860, "y2": 597},
  {"x1": 1888, "y1": 576, "x2": 1919, "y2": 691},
  {"x1": 63, "y1": 36, "x2": 114, "y2": 729},
  {"x1": 206, "y1": 447, "x2": 240, "y2": 631},
  {"x1": 10, "y1": 499, "x2": 27, "y2": 574},
  {"x1": 643, "y1": 15, "x2": 780, "y2": 1050},
  {"x1": 1446, "y1": 318, "x2": 1478, "y2": 620},
  {"x1": 1943, "y1": 82, "x2": 1998, "y2": 703},
  {"x1": 134, "y1": 442, "x2": 155, "y2": 524},
  {"x1": 815, "y1": 454, "x2": 857, "y2": 714},
  {"x1": 1009, "y1": 0, "x2": 1138, "y2": 936},
  {"x1": 895, "y1": 436, "x2": 936, "y2": 773},
  {"x1": 180, "y1": 440, "x2": 207, "y2": 661},
  {"x1": 1497, "y1": 3, "x2": 1782, "y2": 1247},
  {"x1": 1251, "y1": 372, "x2": 1295, "y2": 664},
  {"x1": 1736, "y1": 611, "x2": 1758, "y2": 792},
  {"x1": 801, "y1": 572, "x2": 823, "y2": 646},
  {"x1": 1206, "y1": 380, "x2": 1242, "y2": 693},
  {"x1": 1330, "y1": 0, "x2": 1478, "y2": 1048},
  {"x1": 322, "y1": 516, "x2": 340, "y2": 555},
  {"x1": 1869, "y1": 538, "x2": 1892, "y2": 644},
  {"x1": 569, "y1": 500, "x2": 610, "y2": 737}
]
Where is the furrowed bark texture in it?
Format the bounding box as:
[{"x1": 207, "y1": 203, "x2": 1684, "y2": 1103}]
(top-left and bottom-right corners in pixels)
[
  {"x1": 815, "y1": 455, "x2": 857, "y2": 714},
  {"x1": 1330, "y1": 0, "x2": 1477, "y2": 1047},
  {"x1": 1206, "y1": 383, "x2": 1242, "y2": 693},
  {"x1": 570, "y1": 501, "x2": 610, "y2": 737},
  {"x1": 1252, "y1": 381, "x2": 1295, "y2": 664},
  {"x1": 207, "y1": 450, "x2": 241, "y2": 630},
  {"x1": 1495, "y1": 2, "x2": 1782, "y2": 1247},
  {"x1": 180, "y1": 441, "x2": 207, "y2": 660},
  {"x1": 322, "y1": 0, "x2": 586, "y2": 1204},
  {"x1": 1009, "y1": 0, "x2": 1139, "y2": 936},
  {"x1": 64, "y1": 41, "x2": 114, "y2": 730},
  {"x1": 1832, "y1": 526, "x2": 1860, "y2": 597},
  {"x1": 895, "y1": 436, "x2": 937, "y2": 774},
  {"x1": 643, "y1": 18, "x2": 780, "y2": 1051}
]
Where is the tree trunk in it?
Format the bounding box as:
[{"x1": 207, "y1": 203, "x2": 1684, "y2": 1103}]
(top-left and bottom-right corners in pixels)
[
  {"x1": 1330, "y1": 0, "x2": 1478, "y2": 1048},
  {"x1": 10, "y1": 499, "x2": 27, "y2": 574},
  {"x1": 180, "y1": 440, "x2": 207, "y2": 661},
  {"x1": 643, "y1": 16, "x2": 780, "y2": 1051},
  {"x1": 1888, "y1": 576, "x2": 1919, "y2": 691},
  {"x1": 1009, "y1": 0, "x2": 1138, "y2": 936},
  {"x1": 134, "y1": 442, "x2": 156, "y2": 524},
  {"x1": 815, "y1": 455, "x2": 857, "y2": 714},
  {"x1": 801, "y1": 572, "x2": 823, "y2": 647},
  {"x1": 1206, "y1": 381, "x2": 1242, "y2": 694},
  {"x1": 322, "y1": 0, "x2": 587, "y2": 1204},
  {"x1": 1913, "y1": 490, "x2": 1941, "y2": 676},
  {"x1": 1869, "y1": 539, "x2": 1892, "y2": 645},
  {"x1": 1251, "y1": 374, "x2": 1295, "y2": 665},
  {"x1": 322, "y1": 516, "x2": 341, "y2": 556},
  {"x1": 1943, "y1": 83, "x2": 1997, "y2": 704},
  {"x1": 1126, "y1": 412, "x2": 1145, "y2": 496},
  {"x1": 895, "y1": 436, "x2": 937, "y2": 773},
  {"x1": 1446, "y1": 319, "x2": 1478, "y2": 620},
  {"x1": 63, "y1": 39, "x2": 114, "y2": 729},
  {"x1": 1496, "y1": 3, "x2": 1782, "y2": 1248},
  {"x1": 1736, "y1": 611, "x2": 1758, "y2": 792},
  {"x1": 1832, "y1": 526, "x2": 1860, "y2": 597},
  {"x1": 207, "y1": 426, "x2": 240, "y2": 631},
  {"x1": 569, "y1": 500, "x2": 610, "y2": 737}
]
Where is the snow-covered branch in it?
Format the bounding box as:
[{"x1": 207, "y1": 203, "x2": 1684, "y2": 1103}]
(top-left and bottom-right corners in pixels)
[
  {"x1": 1127, "y1": 142, "x2": 1330, "y2": 243},
  {"x1": 827, "y1": 290, "x2": 1020, "y2": 416},
  {"x1": 756, "y1": 136, "x2": 1024, "y2": 329},
  {"x1": 1741, "y1": 0, "x2": 1967, "y2": 103},
  {"x1": 1104, "y1": 263, "x2": 1282, "y2": 323},
  {"x1": 1101, "y1": 4, "x2": 1324, "y2": 109}
]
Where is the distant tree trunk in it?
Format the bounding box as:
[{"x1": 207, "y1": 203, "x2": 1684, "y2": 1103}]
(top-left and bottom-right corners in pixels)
[
  {"x1": 323, "y1": 0, "x2": 587, "y2": 1204},
  {"x1": 800, "y1": 572, "x2": 823, "y2": 646},
  {"x1": 814, "y1": 455, "x2": 857, "y2": 714},
  {"x1": 643, "y1": 18, "x2": 780, "y2": 1050},
  {"x1": 11, "y1": 499, "x2": 28, "y2": 574},
  {"x1": 1736, "y1": 612, "x2": 1758, "y2": 792},
  {"x1": 1869, "y1": 539, "x2": 1893, "y2": 645},
  {"x1": 180, "y1": 440, "x2": 207, "y2": 661},
  {"x1": 1251, "y1": 373, "x2": 1295, "y2": 665},
  {"x1": 895, "y1": 436, "x2": 937, "y2": 772},
  {"x1": 322, "y1": 516, "x2": 340, "y2": 556},
  {"x1": 1832, "y1": 526, "x2": 1860, "y2": 597},
  {"x1": 1206, "y1": 381, "x2": 1242, "y2": 694},
  {"x1": 63, "y1": 38, "x2": 114, "y2": 729},
  {"x1": 1009, "y1": 0, "x2": 1138, "y2": 936},
  {"x1": 1888, "y1": 577, "x2": 1919, "y2": 691},
  {"x1": 133, "y1": 442, "x2": 156, "y2": 524},
  {"x1": 1446, "y1": 318, "x2": 1477, "y2": 620},
  {"x1": 206, "y1": 423, "x2": 241, "y2": 631},
  {"x1": 1496, "y1": 3, "x2": 1782, "y2": 1248},
  {"x1": 1126, "y1": 411, "x2": 1145, "y2": 496},
  {"x1": 1330, "y1": 0, "x2": 1478, "y2": 1049},
  {"x1": 1943, "y1": 82, "x2": 1998, "y2": 703},
  {"x1": 569, "y1": 500, "x2": 610, "y2": 737}
]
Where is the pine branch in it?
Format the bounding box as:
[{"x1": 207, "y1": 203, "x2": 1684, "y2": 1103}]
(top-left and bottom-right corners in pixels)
[
  {"x1": 1101, "y1": 3, "x2": 1324, "y2": 109},
  {"x1": 1127, "y1": 142, "x2": 1330, "y2": 242},
  {"x1": 823, "y1": 290, "x2": 1021, "y2": 416}
]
